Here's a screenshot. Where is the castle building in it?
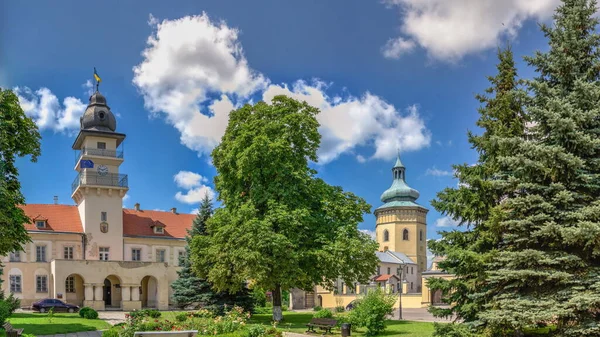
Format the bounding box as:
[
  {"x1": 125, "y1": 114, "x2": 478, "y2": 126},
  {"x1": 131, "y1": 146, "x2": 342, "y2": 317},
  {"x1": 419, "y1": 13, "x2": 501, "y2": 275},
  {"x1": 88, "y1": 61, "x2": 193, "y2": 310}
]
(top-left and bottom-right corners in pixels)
[
  {"x1": 1, "y1": 90, "x2": 195, "y2": 311},
  {"x1": 290, "y1": 155, "x2": 437, "y2": 310}
]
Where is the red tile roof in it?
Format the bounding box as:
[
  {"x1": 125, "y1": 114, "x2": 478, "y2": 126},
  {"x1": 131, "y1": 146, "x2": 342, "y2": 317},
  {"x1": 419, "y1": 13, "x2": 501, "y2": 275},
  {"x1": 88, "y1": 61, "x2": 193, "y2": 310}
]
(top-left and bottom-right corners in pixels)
[
  {"x1": 372, "y1": 274, "x2": 399, "y2": 282},
  {"x1": 122, "y1": 208, "x2": 195, "y2": 239},
  {"x1": 20, "y1": 204, "x2": 195, "y2": 239},
  {"x1": 20, "y1": 204, "x2": 83, "y2": 233}
]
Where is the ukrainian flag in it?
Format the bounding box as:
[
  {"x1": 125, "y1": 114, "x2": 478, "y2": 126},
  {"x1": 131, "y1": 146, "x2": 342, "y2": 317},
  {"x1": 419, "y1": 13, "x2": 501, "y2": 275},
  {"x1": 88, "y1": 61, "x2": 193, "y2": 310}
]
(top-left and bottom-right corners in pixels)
[{"x1": 94, "y1": 68, "x2": 101, "y2": 83}]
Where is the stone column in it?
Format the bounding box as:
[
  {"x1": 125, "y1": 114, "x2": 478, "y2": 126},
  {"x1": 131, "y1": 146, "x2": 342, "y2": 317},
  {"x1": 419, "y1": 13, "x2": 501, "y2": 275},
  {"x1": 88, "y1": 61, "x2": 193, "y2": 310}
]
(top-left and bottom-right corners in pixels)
[
  {"x1": 94, "y1": 284, "x2": 103, "y2": 301},
  {"x1": 131, "y1": 286, "x2": 140, "y2": 301},
  {"x1": 83, "y1": 284, "x2": 95, "y2": 308},
  {"x1": 122, "y1": 286, "x2": 131, "y2": 302}
]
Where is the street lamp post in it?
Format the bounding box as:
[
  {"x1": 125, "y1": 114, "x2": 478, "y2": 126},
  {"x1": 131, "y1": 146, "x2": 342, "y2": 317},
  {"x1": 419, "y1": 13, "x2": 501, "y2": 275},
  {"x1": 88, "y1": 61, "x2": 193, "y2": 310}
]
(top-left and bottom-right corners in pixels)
[{"x1": 398, "y1": 265, "x2": 403, "y2": 320}]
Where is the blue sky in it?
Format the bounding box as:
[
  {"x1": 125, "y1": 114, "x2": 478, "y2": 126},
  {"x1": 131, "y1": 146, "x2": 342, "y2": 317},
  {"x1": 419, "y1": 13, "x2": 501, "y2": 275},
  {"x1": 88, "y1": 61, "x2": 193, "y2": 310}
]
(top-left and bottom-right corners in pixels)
[{"x1": 2, "y1": 0, "x2": 561, "y2": 240}]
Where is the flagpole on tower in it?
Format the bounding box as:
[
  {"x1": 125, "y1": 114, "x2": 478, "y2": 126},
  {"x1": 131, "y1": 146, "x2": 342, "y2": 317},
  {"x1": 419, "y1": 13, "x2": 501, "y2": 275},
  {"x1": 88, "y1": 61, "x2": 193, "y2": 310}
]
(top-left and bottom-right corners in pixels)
[{"x1": 94, "y1": 67, "x2": 102, "y2": 92}]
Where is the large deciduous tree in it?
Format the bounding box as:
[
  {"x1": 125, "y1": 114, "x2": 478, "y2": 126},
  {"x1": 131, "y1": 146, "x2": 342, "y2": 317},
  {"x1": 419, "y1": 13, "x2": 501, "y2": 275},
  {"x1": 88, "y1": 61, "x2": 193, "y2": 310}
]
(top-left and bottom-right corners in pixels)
[
  {"x1": 0, "y1": 88, "x2": 40, "y2": 256},
  {"x1": 191, "y1": 95, "x2": 379, "y2": 321},
  {"x1": 428, "y1": 46, "x2": 526, "y2": 335}
]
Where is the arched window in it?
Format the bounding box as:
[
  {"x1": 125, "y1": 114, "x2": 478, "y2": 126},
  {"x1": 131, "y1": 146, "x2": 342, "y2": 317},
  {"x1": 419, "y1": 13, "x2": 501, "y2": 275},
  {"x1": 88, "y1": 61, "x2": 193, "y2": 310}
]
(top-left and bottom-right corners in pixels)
[
  {"x1": 403, "y1": 228, "x2": 409, "y2": 241},
  {"x1": 383, "y1": 230, "x2": 389, "y2": 242},
  {"x1": 419, "y1": 230, "x2": 423, "y2": 241}
]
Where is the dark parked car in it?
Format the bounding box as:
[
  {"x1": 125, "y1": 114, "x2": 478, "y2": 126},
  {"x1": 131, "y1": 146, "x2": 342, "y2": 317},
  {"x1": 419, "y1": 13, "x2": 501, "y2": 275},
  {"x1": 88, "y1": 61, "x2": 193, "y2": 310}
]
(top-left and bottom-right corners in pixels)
[
  {"x1": 32, "y1": 299, "x2": 79, "y2": 313},
  {"x1": 346, "y1": 299, "x2": 360, "y2": 311}
]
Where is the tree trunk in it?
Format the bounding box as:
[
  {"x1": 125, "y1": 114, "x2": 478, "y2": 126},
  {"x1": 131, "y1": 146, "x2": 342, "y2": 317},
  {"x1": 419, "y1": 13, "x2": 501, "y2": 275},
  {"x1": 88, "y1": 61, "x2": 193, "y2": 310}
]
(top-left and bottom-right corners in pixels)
[{"x1": 272, "y1": 284, "x2": 283, "y2": 322}]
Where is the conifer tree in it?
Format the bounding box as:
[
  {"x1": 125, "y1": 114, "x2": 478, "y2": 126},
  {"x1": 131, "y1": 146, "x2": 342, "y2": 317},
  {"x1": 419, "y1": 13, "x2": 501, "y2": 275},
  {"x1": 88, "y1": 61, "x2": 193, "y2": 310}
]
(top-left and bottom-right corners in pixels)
[
  {"x1": 478, "y1": 1, "x2": 600, "y2": 335},
  {"x1": 427, "y1": 46, "x2": 526, "y2": 335},
  {"x1": 172, "y1": 194, "x2": 215, "y2": 308},
  {"x1": 172, "y1": 194, "x2": 254, "y2": 312}
]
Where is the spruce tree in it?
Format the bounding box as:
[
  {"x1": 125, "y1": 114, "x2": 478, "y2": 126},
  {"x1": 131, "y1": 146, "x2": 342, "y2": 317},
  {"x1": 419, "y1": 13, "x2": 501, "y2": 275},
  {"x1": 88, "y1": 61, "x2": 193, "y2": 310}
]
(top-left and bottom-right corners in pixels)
[
  {"x1": 172, "y1": 194, "x2": 215, "y2": 308},
  {"x1": 478, "y1": 1, "x2": 600, "y2": 335},
  {"x1": 172, "y1": 194, "x2": 254, "y2": 312},
  {"x1": 427, "y1": 46, "x2": 526, "y2": 335}
]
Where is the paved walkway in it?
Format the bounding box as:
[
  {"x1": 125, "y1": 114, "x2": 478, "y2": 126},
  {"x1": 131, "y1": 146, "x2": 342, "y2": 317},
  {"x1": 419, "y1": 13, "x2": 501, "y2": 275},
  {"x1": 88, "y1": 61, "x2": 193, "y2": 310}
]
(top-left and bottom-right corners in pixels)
[{"x1": 39, "y1": 331, "x2": 103, "y2": 337}]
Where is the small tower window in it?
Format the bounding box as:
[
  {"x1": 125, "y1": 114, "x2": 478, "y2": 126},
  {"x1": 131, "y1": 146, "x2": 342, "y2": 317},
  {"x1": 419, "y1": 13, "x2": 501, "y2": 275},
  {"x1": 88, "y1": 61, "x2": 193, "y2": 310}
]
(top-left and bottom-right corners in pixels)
[
  {"x1": 419, "y1": 230, "x2": 423, "y2": 241},
  {"x1": 383, "y1": 229, "x2": 389, "y2": 242},
  {"x1": 101, "y1": 211, "x2": 107, "y2": 222},
  {"x1": 97, "y1": 142, "x2": 106, "y2": 150},
  {"x1": 403, "y1": 229, "x2": 409, "y2": 241}
]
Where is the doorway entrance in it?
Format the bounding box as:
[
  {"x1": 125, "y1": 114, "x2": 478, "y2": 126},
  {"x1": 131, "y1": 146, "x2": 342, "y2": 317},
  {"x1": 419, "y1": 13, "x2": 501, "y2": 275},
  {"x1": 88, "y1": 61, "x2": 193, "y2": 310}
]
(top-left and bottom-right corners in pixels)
[{"x1": 103, "y1": 279, "x2": 112, "y2": 306}]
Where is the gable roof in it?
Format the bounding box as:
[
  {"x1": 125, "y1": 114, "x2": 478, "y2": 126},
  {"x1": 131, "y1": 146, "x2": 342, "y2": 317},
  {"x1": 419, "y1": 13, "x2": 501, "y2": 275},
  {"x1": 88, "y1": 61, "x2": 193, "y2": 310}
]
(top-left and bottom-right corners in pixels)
[
  {"x1": 376, "y1": 250, "x2": 415, "y2": 264},
  {"x1": 19, "y1": 204, "x2": 195, "y2": 239},
  {"x1": 122, "y1": 209, "x2": 195, "y2": 239},
  {"x1": 372, "y1": 274, "x2": 401, "y2": 282},
  {"x1": 20, "y1": 204, "x2": 83, "y2": 233}
]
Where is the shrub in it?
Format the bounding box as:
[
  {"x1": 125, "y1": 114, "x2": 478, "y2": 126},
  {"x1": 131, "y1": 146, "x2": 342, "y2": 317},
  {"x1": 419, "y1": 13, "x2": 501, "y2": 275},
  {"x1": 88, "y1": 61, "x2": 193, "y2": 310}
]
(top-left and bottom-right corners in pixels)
[
  {"x1": 145, "y1": 309, "x2": 161, "y2": 318},
  {"x1": 79, "y1": 307, "x2": 98, "y2": 319},
  {"x1": 0, "y1": 301, "x2": 11, "y2": 325},
  {"x1": 245, "y1": 325, "x2": 267, "y2": 337},
  {"x1": 253, "y1": 306, "x2": 271, "y2": 314},
  {"x1": 252, "y1": 288, "x2": 267, "y2": 308},
  {"x1": 313, "y1": 309, "x2": 334, "y2": 319},
  {"x1": 313, "y1": 305, "x2": 322, "y2": 311},
  {"x1": 347, "y1": 288, "x2": 396, "y2": 336},
  {"x1": 102, "y1": 327, "x2": 120, "y2": 337},
  {"x1": 176, "y1": 312, "x2": 188, "y2": 322},
  {"x1": 4, "y1": 293, "x2": 20, "y2": 313},
  {"x1": 335, "y1": 306, "x2": 345, "y2": 313}
]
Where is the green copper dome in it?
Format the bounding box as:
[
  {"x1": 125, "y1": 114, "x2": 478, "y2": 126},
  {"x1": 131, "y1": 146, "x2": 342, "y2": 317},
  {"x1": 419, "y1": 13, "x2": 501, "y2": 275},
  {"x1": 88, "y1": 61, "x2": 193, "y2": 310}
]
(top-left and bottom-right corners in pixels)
[{"x1": 379, "y1": 153, "x2": 421, "y2": 205}]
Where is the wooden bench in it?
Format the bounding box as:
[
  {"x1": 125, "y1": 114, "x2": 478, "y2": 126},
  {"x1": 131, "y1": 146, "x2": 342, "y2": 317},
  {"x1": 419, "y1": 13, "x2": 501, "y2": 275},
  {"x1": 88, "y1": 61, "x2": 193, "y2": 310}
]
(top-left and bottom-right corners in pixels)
[
  {"x1": 306, "y1": 318, "x2": 337, "y2": 335},
  {"x1": 3, "y1": 322, "x2": 23, "y2": 337}
]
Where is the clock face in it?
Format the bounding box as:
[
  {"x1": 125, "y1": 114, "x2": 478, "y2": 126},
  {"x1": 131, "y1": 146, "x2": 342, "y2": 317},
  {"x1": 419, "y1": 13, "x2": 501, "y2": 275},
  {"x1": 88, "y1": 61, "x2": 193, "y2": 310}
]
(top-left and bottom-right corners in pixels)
[{"x1": 97, "y1": 165, "x2": 109, "y2": 176}]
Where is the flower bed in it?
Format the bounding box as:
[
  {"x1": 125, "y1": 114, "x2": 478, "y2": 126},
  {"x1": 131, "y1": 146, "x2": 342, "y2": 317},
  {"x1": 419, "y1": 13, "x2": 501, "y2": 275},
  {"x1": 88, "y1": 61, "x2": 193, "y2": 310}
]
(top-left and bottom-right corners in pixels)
[{"x1": 104, "y1": 306, "x2": 252, "y2": 337}]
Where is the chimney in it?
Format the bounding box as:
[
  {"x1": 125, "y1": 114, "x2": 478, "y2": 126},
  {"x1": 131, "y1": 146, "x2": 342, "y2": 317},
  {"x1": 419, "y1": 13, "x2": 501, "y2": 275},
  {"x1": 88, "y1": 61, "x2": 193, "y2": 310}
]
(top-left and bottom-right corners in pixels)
[
  {"x1": 134, "y1": 203, "x2": 140, "y2": 211},
  {"x1": 171, "y1": 207, "x2": 177, "y2": 214},
  {"x1": 53, "y1": 196, "x2": 58, "y2": 205}
]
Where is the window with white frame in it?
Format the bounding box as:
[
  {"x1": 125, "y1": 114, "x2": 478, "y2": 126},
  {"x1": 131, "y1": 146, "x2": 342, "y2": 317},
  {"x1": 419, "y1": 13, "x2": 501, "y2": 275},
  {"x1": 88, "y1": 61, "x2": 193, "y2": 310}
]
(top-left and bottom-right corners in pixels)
[
  {"x1": 132, "y1": 248, "x2": 141, "y2": 261},
  {"x1": 156, "y1": 249, "x2": 166, "y2": 263},
  {"x1": 154, "y1": 226, "x2": 164, "y2": 234},
  {"x1": 36, "y1": 220, "x2": 46, "y2": 229},
  {"x1": 411, "y1": 266, "x2": 414, "y2": 275},
  {"x1": 387, "y1": 267, "x2": 391, "y2": 274},
  {"x1": 99, "y1": 247, "x2": 109, "y2": 261},
  {"x1": 36, "y1": 275, "x2": 48, "y2": 293},
  {"x1": 64, "y1": 246, "x2": 74, "y2": 260},
  {"x1": 36, "y1": 245, "x2": 46, "y2": 262},
  {"x1": 66, "y1": 276, "x2": 75, "y2": 293},
  {"x1": 9, "y1": 251, "x2": 21, "y2": 262},
  {"x1": 10, "y1": 275, "x2": 21, "y2": 293}
]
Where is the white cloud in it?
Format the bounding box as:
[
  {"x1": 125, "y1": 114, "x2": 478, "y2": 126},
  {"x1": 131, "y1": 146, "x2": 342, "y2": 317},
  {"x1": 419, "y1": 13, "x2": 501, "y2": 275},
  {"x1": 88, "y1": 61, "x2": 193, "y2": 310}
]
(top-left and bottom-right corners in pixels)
[
  {"x1": 133, "y1": 13, "x2": 431, "y2": 164},
  {"x1": 83, "y1": 80, "x2": 94, "y2": 97},
  {"x1": 356, "y1": 155, "x2": 366, "y2": 163},
  {"x1": 425, "y1": 167, "x2": 453, "y2": 177},
  {"x1": 132, "y1": 12, "x2": 267, "y2": 156},
  {"x1": 174, "y1": 171, "x2": 208, "y2": 189},
  {"x1": 14, "y1": 87, "x2": 85, "y2": 134},
  {"x1": 382, "y1": 37, "x2": 416, "y2": 59},
  {"x1": 263, "y1": 81, "x2": 431, "y2": 163},
  {"x1": 360, "y1": 229, "x2": 376, "y2": 239},
  {"x1": 175, "y1": 186, "x2": 215, "y2": 204},
  {"x1": 173, "y1": 170, "x2": 215, "y2": 204},
  {"x1": 382, "y1": 0, "x2": 559, "y2": 62},
  {"x1": 435, "y1": 216, "x2": 460, "y2": 228}
]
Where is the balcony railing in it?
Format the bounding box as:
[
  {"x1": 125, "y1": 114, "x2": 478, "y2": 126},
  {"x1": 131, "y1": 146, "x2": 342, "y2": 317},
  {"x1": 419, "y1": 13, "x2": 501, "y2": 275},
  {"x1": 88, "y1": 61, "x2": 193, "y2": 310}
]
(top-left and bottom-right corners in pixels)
[
  {"x1": 76, "y1": 147, "x2": 124, "y2": 164},
  {"x1": 72, "y1": 172, "x2": 128, "y2": 193}
]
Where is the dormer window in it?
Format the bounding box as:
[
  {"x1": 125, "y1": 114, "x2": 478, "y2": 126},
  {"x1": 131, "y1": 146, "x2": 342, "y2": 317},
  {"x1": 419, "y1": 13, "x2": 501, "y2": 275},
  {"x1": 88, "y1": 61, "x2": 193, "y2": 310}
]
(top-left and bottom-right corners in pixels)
[
  {"x1": 154, "y1": 226, "x2": 164, "y2": 234},
  {"x1": 35, "y1": 220, "x2": 46, "y2": 229}
]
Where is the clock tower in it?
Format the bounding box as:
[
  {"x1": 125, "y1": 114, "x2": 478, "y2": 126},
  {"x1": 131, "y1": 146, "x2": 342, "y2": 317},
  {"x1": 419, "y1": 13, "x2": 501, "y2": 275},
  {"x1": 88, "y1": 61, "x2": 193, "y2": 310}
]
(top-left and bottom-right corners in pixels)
[{"x1": 71, "y1": 90, "x2": 127, "y2": 261}]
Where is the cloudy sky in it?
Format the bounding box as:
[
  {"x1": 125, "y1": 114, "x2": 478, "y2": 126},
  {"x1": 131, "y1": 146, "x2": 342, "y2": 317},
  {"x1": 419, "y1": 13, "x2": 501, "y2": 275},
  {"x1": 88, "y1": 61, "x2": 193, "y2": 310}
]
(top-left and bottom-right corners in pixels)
[{"x1": 2, "y1": 0, "x2": 561, "y2": 240}]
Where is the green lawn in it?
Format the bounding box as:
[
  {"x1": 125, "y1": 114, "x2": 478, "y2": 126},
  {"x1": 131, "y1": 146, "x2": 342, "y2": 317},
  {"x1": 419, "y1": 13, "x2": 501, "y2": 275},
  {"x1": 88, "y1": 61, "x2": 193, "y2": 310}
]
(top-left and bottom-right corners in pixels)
[
  {"x1": 250, "y1": 312, "x2": 434, "y2": 337},
  {"x1": 158, "y1": 310, "x2": 435, "y2": 337},
  {"x1": 0, "y1": 312, "x2": 111, "y2": 336}
]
